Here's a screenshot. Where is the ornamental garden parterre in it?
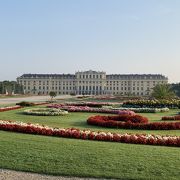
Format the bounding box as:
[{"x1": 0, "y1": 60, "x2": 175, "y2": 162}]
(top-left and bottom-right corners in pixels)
[{"x1": 0, "y1": 99, "x2": 180, "y2": 147}]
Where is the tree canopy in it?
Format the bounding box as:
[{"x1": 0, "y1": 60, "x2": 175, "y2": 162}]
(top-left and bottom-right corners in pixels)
[{"x1": 151, "y1": 84, "x2": 175, "y2": 99}]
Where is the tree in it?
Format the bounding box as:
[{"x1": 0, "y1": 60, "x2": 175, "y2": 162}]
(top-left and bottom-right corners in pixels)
[
  {"x1": 151, "y1": 84, "x2": 175, "y2": 99},
  {"x1": 171, "y1": 83, "x2": 180, "y2": 97},
  {"x1": 49, "y1": 91, "x2": 57, "y2": 101},
  {"x1": 0, "y1": 81, "x2": 24, "y2": 95}
]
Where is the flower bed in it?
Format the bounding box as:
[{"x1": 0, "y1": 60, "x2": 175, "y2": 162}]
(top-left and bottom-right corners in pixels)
[
  {"x1": 34, "y1": 102, "x2": 50, "y2": 106},
  {"x1": 87, "y1": 115, "x2": 180, "y2": 130},
  {"x1": 162, "y1": 115, "x2": 180, "y2": 121},
  {"x1": 0, "y1": 105, "x2": 22, "y2": 112},
  {"x1": 0, "y1": 120, "x2": 179, "y2": 147},
  {"x1": 63, "y1": 102, "x2": 117, "y2": 108},
  {"x1": 24, "y1": 108, "x2": 68, "y2": 116},
  {"x1": 47, "y1": 104, "x2": 135, "y2": 115},
  {"x1": 104, "y1": 107, "x2": 170, "y2": 113},
  {"x1": 122, "y1": 99, "x2": 180, "y2": 109}
]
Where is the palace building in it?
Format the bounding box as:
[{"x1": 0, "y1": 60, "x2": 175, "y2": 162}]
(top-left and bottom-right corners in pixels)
[{"x1": 17, "y1": 70, "x2": 168, "y2": 96}]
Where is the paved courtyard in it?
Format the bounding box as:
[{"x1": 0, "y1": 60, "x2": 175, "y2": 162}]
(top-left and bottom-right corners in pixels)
[{"x1": 0, "y1": 95, "x2": 72, "y2": 105}]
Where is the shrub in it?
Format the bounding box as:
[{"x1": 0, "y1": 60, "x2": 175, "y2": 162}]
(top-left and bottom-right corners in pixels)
[{"x1": 16, "y1": 101, "x2": 35, "y2": 106}]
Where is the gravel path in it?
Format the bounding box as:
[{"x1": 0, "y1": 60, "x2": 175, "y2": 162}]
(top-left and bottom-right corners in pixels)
[{"x1": 0, "y1": 169, "x2": 112, "y2": 180}]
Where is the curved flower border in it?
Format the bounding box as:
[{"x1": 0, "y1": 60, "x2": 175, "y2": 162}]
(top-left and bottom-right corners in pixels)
[
  {"x1": 0, "y1": 105, "x2": 22, "y2": 112},
  {"x1": 0, "y1": 120, "x2": 179, "y2": 147},
  {"x1": 87, "y1": 115, "x2": 180, "y2": 130},
  {"x1": 24, "y1": 108, "x2": 68, "y2": 116},
  {"x1": 110, "y1": 107, "x2": 170, "y2": 113},
  {"x1": 48, "y1": 104, "x2": 135, "y2": 115},
  {"x1": 162, "y1": 115, "x2": 180, "y2": 121}
]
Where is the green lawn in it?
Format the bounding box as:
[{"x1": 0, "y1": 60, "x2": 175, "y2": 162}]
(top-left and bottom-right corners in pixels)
[
  {"x1": 0, "y1": 105, "x2": 180, "y2": 179},
  {"x1": 0, "y1": 131, "x2": 180, "y2": 180}
]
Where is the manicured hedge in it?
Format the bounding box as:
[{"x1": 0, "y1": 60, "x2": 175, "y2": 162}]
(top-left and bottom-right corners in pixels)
[
  {"x1": 16, "y1": 101, "x2": 35, "y2": 106},
  {"x1": 16, "y1": 101, "x2": 48, "y2": 107}
]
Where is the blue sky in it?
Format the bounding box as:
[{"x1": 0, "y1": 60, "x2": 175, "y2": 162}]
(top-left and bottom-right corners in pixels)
[{"x1": 0, "y1": 0, "x2": 180, "y2": 82}]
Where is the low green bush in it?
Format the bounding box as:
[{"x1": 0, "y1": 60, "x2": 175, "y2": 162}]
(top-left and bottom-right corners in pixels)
[{"x1": 16, "y1": 101, "x2": 35, "y2": 107}]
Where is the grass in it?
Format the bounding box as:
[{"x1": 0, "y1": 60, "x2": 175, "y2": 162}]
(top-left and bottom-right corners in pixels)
[
  {"x1": 0, "y1": 103, "x2": 180, "y2": 179},
  {"x1": 0, "y1": 130, "x2": 180, "y2": 180}
]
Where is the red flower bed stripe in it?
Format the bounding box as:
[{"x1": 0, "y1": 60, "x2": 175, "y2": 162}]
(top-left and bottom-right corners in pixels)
[
  {"x1": 0, "y1": 105, "x2": 22, "y2": 112},
  {"x1": 0, "y1": 120, "x2": 179, "y2": 147},
  {"x1": 162, "y1": 115, "x2": 180, "y2": 121},
  {"x1": 87, "y1": 115, "x2": 180, "y2": 130}
]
